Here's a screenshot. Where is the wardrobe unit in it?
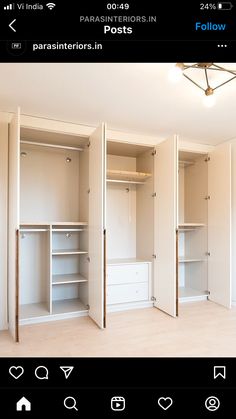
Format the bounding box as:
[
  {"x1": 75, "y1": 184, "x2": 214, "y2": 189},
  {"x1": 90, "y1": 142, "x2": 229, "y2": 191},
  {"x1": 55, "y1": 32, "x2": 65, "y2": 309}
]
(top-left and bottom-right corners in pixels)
[
  {"x1": 177, "y1": 145, "x2": 231, "y2": 308},
  {"x1": 106, "y1": 141, "x2": 155, "y2": 311},
  {"x1": 7, "y1": 109, "x2": 232, "y2": 343},
  {"x1": 8, "y1": 109, "x2": 106, "y2": 342}
]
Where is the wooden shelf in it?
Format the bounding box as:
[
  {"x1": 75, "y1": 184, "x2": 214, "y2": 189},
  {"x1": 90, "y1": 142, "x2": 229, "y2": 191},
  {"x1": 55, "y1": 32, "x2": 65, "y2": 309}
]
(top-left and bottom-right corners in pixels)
[
  {"x1": 20, "y1": 228, "x2": 49, "y2": 232},
  {"x1": 179, "y1": 287, "x2": 209, "y2": 301},
  {"x1": 107, "y1": 169, "x2": 151, "y2": 184},
  {"x1": 52, "y1": 298, "x2": 87, "y2": 314},
  {"x1": 179, "y1": 257, "x2": 204, "y2": 263},
  {"x1": 20, "y1": 302, "x2": 49, "y2": 319},
  {"x1": 107, "y1": 258, "x2": 151, "y2": 265},
  {"x1": 20, "y1": 221, "x2": 88, "y2": 226},
  {"x1": 52, "y1": 274, "x2": 87, "y2": 285},
  {"x1": 178, "y1": 223, "x2": 205, "y2": 231},
  {"x1": 52, "y1": 249, "x2": 88, "y2": 255},
  {"x1": 52, "y1": 229, "x2": 84, "y2": 232}
]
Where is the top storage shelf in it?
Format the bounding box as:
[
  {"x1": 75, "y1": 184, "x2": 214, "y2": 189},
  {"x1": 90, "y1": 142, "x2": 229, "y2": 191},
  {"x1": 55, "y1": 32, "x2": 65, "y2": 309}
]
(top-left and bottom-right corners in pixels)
[
  {"x1": 107, "y1": 169, "x2": 152, "y2": 184},
  {"x1": 20, "y1": 222, "x2": 88, "y2": 227},
  {"x1": 178, "y1": 223, "x2": 205, "y2": 231}
]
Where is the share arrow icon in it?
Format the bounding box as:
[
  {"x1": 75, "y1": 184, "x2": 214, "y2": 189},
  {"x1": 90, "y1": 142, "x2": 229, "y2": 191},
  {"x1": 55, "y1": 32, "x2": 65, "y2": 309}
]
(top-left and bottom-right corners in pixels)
[{"x1": 60, "y1": 366, "x2": 74, "y2": 379}]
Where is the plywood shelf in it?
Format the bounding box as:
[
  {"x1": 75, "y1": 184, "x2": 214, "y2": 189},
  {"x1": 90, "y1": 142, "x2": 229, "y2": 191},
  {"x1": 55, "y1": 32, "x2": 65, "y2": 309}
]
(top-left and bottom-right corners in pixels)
[
  {"x1": 20, "y1": 221, "x2": 88, "y2": 226},
  {"x1": 52, "y1": 249, "x2": 88, "y2": 255},
  {"x1": 179, "y1": 287, "x2": 209, "y2": 301},
  {"x1": 107, "y1": 169, "x2": 151, "y2": 184},
  {"x1": 107, "y1": 258, "x2": 151, "y2": 265},
  {"x1": 52, "y1": 274, "x2": 88, "y2": 285},
  {"x1": 178, "y1": 223, "x2": 205, "y2": 230},
  {"x1": 52, "y1": 298, "x2": 87, "y2": 314},
  {"x1": 20, "y1": 302, "x2": 49, "y2": 320},
  {"x1": 52, "y1": 229, "x2": 84, "y2": 232}
]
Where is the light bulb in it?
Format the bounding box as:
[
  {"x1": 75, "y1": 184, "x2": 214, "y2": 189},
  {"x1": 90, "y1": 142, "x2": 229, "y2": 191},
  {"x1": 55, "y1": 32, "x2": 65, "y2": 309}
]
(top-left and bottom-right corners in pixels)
[
  {"x1": 202, "y1": 93, "x2": 216, "y2": 108},
  {"x1": 168, "y1": 64, "x2": 183, "y2": 83}
]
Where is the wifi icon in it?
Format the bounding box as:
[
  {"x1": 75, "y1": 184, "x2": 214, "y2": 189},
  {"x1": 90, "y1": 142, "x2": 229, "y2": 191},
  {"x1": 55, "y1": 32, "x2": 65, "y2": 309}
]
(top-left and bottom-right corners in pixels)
[{"x1": 46, "y1": 2, "x2": 56, "y2": 10}]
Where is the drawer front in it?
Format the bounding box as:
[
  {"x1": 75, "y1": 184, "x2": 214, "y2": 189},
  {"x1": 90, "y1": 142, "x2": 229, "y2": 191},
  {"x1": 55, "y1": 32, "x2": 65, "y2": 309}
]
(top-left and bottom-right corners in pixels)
[
  {"x1": 107, "y1": 263, "x2": 149, "y2": 285},
  {"x1": 107, "y1": 282, "x2": 149, "y2": 305}
]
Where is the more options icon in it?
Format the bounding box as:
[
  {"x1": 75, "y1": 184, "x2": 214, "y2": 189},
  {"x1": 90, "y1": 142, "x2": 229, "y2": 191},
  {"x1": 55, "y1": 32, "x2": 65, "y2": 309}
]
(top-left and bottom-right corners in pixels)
[{"x1": 111, "y1": 396, "x2": 125, "y2": 411}]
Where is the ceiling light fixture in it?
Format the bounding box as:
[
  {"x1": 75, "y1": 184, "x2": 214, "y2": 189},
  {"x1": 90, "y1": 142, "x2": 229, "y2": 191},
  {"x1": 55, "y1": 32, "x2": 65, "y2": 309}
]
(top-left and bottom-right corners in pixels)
[{"x1": 169, "y1": 63, "x2": 236, "y2": 107}]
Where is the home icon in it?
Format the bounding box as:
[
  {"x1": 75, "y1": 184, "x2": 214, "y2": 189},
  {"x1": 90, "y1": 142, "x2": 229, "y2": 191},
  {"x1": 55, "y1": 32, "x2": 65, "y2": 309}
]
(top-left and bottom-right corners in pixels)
[{"x1": 16, "y1": 397, "x2": 31, "y2": 411}]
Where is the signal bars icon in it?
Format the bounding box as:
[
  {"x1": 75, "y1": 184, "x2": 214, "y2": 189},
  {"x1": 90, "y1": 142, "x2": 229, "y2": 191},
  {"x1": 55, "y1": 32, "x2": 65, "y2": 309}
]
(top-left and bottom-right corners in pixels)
[{"x1": 4, "y1": 3, "x2": 14, "y2": 10}]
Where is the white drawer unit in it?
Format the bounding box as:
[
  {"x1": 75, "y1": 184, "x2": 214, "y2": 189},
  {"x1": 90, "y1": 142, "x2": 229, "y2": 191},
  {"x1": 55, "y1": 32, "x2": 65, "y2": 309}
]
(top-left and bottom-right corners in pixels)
[
  {"x1": 107, "y1": 282, "x2": 149, "y2": 305},
  {"x1": 106, "y1": 260, "x2": 151, "y2": 305},
  {"x1": 107, "y1": 263, "x2": 149, "y2": 285}
]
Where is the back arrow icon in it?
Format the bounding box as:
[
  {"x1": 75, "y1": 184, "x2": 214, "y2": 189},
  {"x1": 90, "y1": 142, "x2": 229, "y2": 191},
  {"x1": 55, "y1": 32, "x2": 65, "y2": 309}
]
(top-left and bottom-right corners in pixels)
[{"x1": 9, "y1": 19, "x2": 16, "y2": 32}]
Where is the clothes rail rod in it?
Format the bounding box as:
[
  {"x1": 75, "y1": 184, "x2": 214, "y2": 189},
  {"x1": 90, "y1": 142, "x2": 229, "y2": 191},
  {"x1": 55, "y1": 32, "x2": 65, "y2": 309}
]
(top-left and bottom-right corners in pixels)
[
  {"x1": 106, "y1": 179, "x2": 145, "y2": 185},
  {"x1": 20, "y1": 140, "x2": 84, "y2": 152},
  {"x1": 179, "y1": 160, "x2": 195, "y2": 166}
]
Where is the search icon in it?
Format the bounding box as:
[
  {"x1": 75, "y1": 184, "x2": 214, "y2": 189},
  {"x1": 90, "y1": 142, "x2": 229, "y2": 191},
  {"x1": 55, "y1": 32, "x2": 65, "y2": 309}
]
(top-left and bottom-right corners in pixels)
[
  {"x1": 64, "y1": 396, "x2": 78, "y2": 411},
  {"x1": 35, "y1": 366, "x2": 49, "y2": 380}
]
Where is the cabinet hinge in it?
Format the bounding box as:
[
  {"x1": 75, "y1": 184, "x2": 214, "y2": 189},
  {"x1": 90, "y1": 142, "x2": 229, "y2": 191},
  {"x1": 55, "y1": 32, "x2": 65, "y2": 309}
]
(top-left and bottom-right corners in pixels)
[
  {"x1": 87, "y1": 188, "x2": 90, "y2": 194},
  {"x1": 204, "y1": 156, "x2": 210, "y2": 162},
  {"x1": 87, "y1": 257, "x2": 91, "y2": 262},
  {"x1": 205, "y1": 195, "x2": 210, "y2": 200},
  {"x1": 152, "y1": 192, "x2": 157, "y2": 198},
  {"x1": 87, "y1": 141, "x2": 91, "y2": 148},
  {"x1": 151, "y1": 296, "x2": 156, "y2": 301},
  {"x1": 152, "y1": 254, "x2": 157, "y2": 259},
  {"x1": 152, "y1": 150, "x2": 157, "y2": 156}
]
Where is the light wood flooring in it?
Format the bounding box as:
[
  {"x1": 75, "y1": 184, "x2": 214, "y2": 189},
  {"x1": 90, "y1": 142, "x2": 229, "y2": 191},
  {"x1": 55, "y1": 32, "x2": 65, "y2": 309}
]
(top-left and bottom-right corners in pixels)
[{"x1": 0, "y1": 301, "x2": 236, "y2": 357}]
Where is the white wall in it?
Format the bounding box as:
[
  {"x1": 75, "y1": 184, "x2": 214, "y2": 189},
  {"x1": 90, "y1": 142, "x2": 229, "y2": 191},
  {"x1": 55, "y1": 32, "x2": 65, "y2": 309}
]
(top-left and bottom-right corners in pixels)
[{"x1": 0, "y1": 122, "x2": 9, "y2": 330}]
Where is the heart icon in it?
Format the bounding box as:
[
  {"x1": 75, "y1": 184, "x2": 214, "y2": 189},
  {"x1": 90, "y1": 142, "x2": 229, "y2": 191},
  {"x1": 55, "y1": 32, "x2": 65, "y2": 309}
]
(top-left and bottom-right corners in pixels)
[
  {"x1": 9, "y1": 366, "x2": 24, "y2": 379},
  {"x1": 158, "y1": 397, "x2": 173, "y2": 411}
]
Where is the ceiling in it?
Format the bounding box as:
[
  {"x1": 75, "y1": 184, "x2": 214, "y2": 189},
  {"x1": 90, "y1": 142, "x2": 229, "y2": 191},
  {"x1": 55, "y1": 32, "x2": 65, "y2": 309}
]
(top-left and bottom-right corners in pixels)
[{"x1": 0, "y1": 63, "x2": 236, "y2": 146}]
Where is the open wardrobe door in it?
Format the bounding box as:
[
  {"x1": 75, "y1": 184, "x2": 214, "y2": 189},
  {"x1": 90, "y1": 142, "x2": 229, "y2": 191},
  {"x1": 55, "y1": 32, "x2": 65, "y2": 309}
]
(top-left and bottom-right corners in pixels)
[
  {"x1": 88, "y1": 123, "x2": 106, "y2": 328},
  {"x1": 153, "y1": 136, "x2": 178, "y2": 317}
]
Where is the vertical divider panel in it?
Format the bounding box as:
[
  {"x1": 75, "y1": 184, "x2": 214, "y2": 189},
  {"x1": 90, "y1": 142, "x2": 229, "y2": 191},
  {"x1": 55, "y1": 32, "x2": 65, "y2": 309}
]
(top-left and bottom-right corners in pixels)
[
  {"x1": 8, "y1": 108, "x2": 20, "y2": 341},
  {"x1": 49, "y1": 225, "x2": 52, "y2": 313}
]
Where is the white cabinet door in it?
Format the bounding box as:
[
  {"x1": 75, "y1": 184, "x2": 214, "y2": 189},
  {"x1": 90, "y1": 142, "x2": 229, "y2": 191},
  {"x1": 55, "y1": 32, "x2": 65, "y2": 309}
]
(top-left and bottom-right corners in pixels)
[
  {"x1": 208, "y1": 143, "x2": 231, "y2": 308},
  {"x1": 88, "y1": 123, "x2": 106, "y2": 328},
  {"x1": 8, "y1": 108, "x2": 20, "y2": 341},
  {"x1": 154, "y1": 136, "x2": 178, "y2": 317}
]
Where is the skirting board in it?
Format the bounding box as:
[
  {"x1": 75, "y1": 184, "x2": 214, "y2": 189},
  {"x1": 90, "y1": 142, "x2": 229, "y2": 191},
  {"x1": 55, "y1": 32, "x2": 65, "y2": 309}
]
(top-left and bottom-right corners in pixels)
[
  {"x1": 19, "y1": 309, "x2": 89, "y2": 325},
  {"x1": 107, "y1": 301, "x2": 153, "y2": 313}
]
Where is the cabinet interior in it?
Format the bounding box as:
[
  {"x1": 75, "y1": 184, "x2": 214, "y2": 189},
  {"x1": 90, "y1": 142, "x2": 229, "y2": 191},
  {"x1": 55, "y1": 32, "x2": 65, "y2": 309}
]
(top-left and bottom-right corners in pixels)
[
  {"x1": 178, "y1": 150, "x2": 209, "y2": 302},
  {"x1": 106, "y1": 140, "x2": 154, "y2": 308},
  {"x1": 19, "y1": 127, "x2": 89, "y2": 321}
]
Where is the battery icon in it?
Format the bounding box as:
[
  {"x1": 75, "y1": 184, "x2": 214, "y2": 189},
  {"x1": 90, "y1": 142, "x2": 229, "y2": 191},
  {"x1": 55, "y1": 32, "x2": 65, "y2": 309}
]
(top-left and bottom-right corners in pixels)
[{"x1": 217, "y1": 2, "x2": 233, "y2": 9}]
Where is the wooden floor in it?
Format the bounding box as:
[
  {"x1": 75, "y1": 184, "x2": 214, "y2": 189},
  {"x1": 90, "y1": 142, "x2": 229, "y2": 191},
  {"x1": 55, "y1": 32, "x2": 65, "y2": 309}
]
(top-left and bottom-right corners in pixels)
[{"x1": 0, "y1": 301, "x2": 236, "y2": 357}]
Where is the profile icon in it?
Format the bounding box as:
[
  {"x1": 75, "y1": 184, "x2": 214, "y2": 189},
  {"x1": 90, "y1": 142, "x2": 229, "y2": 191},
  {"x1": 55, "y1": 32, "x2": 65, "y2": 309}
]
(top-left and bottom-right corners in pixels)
[{"x1": 205, "y1": 396, "x2": 220, "y2": 411}]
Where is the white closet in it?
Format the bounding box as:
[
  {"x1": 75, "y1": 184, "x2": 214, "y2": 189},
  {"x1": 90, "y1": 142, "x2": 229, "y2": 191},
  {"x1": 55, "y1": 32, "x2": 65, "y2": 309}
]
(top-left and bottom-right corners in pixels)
[
  {"x1": 177, "y1": 145, "x2": 232, "y2": 307},
  {"x1": 7, "y1": 109, "x2": 232, "y2": 343},
  {"x1": 106, "y1": 141, "x2": 154, "y2": 311},
  {"x1": 8, "y1": 109, "x2": 106, "y2": 342}
]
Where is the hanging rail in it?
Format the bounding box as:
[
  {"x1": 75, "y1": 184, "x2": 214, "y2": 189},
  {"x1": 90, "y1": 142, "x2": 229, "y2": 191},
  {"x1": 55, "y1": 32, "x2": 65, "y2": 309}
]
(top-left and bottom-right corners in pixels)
[{"x1": 20, "y1": 140, "x2": 84, "y2": 152}]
